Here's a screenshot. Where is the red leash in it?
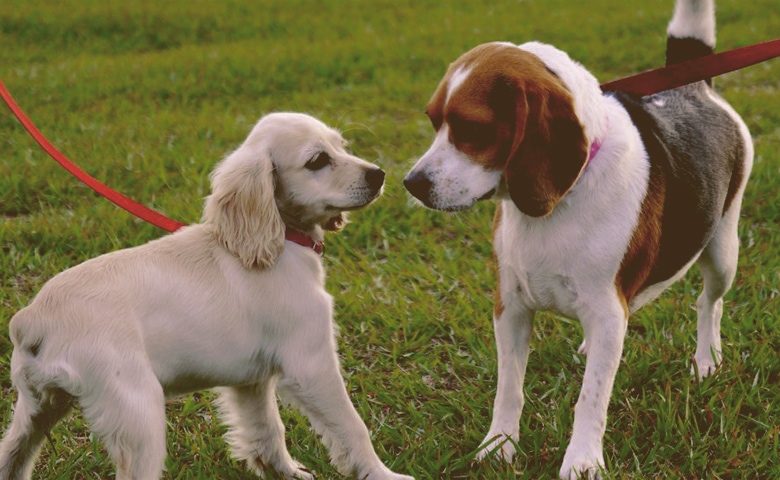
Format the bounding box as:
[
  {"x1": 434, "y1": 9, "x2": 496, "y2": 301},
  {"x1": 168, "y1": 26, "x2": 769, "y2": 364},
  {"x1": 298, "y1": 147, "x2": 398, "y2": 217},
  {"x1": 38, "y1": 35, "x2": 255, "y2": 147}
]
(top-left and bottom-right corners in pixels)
[
  {"x1": 0, "y1": 80, "x2": 186, "y2": 233},
  {"x1": 1, "y1": 39, "x2": 779, "y2": 232},
  {"x1": 601, "y1": 38, "x2": 780, "y2": 95}
]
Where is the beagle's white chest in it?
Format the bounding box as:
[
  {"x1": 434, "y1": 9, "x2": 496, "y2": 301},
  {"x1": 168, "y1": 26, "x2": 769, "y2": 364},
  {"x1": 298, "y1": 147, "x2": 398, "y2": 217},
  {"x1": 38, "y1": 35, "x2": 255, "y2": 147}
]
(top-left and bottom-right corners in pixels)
[
  {"x1": 496, "y1": 207, "x2": 587, "y2": 318},
  {"x1": 494, "y1": 194, "x2": 637, "y2": 319}
]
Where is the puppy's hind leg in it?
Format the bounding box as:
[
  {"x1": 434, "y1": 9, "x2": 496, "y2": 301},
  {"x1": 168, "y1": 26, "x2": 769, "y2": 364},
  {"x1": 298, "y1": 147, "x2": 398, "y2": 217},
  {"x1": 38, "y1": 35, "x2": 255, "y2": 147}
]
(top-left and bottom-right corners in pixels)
[
  {"x1": 0, "y1": 382, "x2": 73, "y2": 480},
  {"x1": 693, "y1": 207, "x2": 741, "y2": 379},
  {"x1": 78, "y1": 357, "x2": 167, "y2": 480},
  {"x1": 216, "y1": 379, "x2": 313, "y2": 480}
]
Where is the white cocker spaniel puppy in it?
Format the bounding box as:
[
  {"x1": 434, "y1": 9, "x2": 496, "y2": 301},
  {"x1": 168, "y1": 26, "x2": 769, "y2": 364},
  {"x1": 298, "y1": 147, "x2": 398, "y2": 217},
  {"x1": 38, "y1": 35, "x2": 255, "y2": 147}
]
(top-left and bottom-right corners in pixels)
[{"x1": 0, "y1": 113, "x2": 414, "y2": 480}]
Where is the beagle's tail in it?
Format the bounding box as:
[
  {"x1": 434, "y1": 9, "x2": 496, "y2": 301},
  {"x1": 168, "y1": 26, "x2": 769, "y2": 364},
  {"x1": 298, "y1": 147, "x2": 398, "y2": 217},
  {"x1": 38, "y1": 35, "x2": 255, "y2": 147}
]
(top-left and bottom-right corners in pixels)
[{"x1": 666, "y1": 0, "x2": 716, "y2": 77}]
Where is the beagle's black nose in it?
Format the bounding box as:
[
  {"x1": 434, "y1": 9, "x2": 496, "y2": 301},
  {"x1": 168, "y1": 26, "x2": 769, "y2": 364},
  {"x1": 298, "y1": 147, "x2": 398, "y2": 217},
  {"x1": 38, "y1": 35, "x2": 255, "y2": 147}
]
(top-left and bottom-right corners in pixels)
[
  {"x1": 366, "y1": 168, "x2": 386, "y2": 191},
  {"x1": 403, "y1": 170, "x2": 433, "y2": 203}
]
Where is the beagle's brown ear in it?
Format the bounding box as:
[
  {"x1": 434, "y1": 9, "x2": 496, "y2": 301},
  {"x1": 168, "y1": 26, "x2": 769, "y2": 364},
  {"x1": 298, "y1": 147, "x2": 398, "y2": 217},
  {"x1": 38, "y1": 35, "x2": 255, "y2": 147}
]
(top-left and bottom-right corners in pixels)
[{"x1": 503, "y1": 73, "x2": 589, "y2": 217}]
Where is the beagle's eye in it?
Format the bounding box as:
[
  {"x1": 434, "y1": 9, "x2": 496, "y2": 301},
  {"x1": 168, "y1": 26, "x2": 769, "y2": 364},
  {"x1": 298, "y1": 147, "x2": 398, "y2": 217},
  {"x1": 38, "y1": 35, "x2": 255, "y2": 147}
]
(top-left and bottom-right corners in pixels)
[
  {"x1": 305, "y1": 152, "x2": 331, "y2": 171},
  {"x1": 450, "y1": 118, "x2": 495, "y2": 146}
]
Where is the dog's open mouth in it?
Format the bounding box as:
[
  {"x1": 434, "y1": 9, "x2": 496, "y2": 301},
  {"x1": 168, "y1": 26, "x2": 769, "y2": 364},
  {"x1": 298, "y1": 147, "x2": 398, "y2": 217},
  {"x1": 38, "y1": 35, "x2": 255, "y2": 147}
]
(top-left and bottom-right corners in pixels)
[
  {"x1": 478, "y1": 188, "x2": 497, "y2": 202},
  {"x1": 433, "y1": 187, "x2": 497, "y2": 212}
]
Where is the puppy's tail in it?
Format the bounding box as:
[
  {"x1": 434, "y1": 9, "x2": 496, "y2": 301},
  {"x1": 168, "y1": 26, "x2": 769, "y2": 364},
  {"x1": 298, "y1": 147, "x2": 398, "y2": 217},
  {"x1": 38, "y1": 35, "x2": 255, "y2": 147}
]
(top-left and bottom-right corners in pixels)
[{"x1": 666, "y1": 0, "x2": 716, "y2": 83}]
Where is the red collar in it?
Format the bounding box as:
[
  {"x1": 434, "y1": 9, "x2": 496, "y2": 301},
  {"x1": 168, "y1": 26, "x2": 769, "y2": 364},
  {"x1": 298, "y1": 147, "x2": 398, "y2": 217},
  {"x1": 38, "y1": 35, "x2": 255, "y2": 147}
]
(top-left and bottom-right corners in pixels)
[
  {"x1": 584, "y1": 116, "x2": 608, "y2": 170},
  {"x1": 285, "y1": 228, "x2": 324, "y2": 255},
  {"x1": 588, "y1": 138, "x2": 602, "y2": 162},
  {"x1": 583, "y1": 135, "x2": 604, "y2": 172}
]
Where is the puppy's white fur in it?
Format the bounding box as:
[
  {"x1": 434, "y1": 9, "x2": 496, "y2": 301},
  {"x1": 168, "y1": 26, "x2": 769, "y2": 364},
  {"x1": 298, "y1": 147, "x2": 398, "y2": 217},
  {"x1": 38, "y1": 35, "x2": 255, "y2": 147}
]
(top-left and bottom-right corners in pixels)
[{"x1": 0, "y1": 113, "x2": 412, "y2": 480}]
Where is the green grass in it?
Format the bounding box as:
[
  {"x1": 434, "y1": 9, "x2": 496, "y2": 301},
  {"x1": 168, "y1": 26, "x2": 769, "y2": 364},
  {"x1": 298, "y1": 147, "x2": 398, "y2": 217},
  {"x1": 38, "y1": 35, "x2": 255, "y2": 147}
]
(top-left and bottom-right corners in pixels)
[{"x1": 1, "y1": 0, "x2": 779, "y2": 478}]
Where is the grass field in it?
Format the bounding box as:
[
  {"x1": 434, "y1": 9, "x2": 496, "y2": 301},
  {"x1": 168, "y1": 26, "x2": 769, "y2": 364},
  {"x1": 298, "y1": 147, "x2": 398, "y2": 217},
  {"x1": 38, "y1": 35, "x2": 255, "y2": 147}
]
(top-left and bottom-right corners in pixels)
[{"x1": 1, "y1": 0, "x2": 779, "y2": 478}]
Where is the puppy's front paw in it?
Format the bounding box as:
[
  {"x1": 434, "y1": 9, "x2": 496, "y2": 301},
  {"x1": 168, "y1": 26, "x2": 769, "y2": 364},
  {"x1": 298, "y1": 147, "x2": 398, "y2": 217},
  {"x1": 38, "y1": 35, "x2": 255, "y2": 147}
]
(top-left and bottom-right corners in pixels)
[
  {"x1": 578, "y1": 339, "x2": 588, "y2": 356},
  {"x1": 255, "y1": 458, "x2": 313, "y2": 480},
  {"x1": 475, "y1": 432, "x2": 517, "y2": 463},
  {"x1": 372, "y1": 473, "x2": 414, "y2": 480},
  {"x1": 362, "y1": 465, "x2": 414, "y2": 480},
  {"x1": 288, "y1": 465, "x2": 315, "y2": 480}
]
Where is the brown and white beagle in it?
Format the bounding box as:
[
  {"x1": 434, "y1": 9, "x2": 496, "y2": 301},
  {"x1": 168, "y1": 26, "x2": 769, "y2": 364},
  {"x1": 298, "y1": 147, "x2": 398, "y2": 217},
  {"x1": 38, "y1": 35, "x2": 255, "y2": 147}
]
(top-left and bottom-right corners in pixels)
[{"x1": 404, "y1": 0, "x2": 752, "y2": 478}]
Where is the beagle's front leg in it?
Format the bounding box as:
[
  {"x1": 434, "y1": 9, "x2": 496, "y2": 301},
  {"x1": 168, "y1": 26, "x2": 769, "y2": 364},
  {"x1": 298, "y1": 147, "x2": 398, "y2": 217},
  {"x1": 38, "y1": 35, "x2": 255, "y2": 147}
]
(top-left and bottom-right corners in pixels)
[
  {"x1": 559, "y1": 299, "x2": 628, "y2": 480},
  {"x1": 476, "y1": 280, "x2": 535, "y2": 463}
]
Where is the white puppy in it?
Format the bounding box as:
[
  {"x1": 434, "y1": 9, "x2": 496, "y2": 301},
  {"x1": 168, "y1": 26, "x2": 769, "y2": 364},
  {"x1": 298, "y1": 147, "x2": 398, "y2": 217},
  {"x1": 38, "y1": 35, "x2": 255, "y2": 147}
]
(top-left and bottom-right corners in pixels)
[{"x1": 0, "y1": 113, "x2": 414, "y2": 480}]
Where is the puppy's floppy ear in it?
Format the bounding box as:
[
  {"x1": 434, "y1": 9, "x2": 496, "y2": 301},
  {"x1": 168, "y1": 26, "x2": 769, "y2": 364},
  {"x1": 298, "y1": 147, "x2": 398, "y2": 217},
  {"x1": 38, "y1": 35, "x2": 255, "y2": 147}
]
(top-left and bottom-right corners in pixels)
[
  {"x1": 502, "y1": 70, "x2": 589, "y2": 217},
  {"x1": 203, "y1": 146, "x2": 285, "y2": 269}
]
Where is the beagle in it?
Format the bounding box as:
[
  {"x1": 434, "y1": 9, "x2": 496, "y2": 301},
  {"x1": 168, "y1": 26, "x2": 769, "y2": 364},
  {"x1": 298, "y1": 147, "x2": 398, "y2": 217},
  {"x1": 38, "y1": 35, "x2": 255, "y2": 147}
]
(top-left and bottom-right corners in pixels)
[{"x1": 404, "y1": 0, "x2": 752, "y2": 478}]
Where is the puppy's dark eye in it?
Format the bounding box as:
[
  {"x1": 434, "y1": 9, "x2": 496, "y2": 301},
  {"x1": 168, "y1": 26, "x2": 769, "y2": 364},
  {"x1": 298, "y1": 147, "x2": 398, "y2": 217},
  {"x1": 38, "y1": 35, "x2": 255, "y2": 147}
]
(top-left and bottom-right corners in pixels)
[{"x1": 305, "y1": 152, "x2": 331, "y2": 171}]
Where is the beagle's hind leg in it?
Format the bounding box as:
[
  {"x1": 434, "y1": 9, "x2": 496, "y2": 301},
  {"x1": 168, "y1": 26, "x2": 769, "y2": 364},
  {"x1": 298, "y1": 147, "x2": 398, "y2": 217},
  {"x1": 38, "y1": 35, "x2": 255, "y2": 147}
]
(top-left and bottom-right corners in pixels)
[{"x1": 693, "y1": 207, "x2": 741, "y2": 378}]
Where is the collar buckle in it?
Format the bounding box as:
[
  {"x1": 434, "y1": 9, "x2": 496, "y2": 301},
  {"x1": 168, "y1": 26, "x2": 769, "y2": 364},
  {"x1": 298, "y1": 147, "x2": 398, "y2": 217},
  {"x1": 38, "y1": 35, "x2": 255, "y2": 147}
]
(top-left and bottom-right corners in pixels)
[{"x1": 284, "y1": 228, "x2": 324, "y2": 255}]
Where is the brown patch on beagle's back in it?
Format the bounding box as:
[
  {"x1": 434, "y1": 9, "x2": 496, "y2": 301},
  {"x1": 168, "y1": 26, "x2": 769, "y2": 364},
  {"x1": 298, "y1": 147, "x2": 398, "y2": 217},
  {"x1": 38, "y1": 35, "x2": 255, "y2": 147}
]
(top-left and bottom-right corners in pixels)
[
  {"x1": 426, "y1": 42, "x2": 589, "y2": 217},
  {"x1": 723, "y1": 151, "x2": 746, "y2": 215},
  {"x1": 613, "y1": 88, "x2": 747, "y2": 307},
  {"x1": 615, "y1": 159, "x2": 666, "y2": 308}
]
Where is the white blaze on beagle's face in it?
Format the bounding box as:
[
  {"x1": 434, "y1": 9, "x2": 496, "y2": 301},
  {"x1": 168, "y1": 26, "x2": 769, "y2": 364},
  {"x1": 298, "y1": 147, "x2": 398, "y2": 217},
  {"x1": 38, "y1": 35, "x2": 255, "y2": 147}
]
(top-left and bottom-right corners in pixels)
[{"x1": 404, "y1": 42, "x2": 589, "y2": 216}]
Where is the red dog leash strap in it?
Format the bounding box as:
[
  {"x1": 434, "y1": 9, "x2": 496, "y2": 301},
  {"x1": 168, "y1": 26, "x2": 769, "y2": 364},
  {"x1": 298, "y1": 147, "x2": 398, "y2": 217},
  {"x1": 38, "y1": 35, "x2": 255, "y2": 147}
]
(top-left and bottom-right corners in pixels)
[
  {"x1": 600, "y1": 38, "x2": 780, "y2": 95},
  {"x1": 0, "y1": 80, "x2": 186, "y2": 233}
]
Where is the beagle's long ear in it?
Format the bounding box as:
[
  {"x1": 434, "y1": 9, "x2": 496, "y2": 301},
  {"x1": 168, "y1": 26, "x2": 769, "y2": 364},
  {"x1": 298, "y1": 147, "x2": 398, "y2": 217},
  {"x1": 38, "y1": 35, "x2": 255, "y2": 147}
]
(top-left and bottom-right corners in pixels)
[
  {"x1": 503, "y1": 73, "x2": 589, "y2": 217},
  {"x1": 203, "y1": 146, "x2": 285, "y2": 269}
]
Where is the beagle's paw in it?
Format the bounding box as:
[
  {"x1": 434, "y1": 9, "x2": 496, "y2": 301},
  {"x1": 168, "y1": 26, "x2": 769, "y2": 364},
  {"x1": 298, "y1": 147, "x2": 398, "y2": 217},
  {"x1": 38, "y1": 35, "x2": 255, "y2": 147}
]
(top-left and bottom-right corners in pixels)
[
  {"x1": 475, "y1": 431, "x2": 518, "y2": 463},
  {"x1": 559, "y1": 449, "x2": 604, "y2": 480}
]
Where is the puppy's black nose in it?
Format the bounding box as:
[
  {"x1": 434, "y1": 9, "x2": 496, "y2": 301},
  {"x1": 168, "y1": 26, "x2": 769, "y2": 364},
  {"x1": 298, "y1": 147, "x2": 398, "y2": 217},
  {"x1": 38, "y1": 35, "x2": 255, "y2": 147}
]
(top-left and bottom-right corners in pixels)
[
  {"x1": 403, "y1": 170, "x2": 432, "y2": 202},
  {"x1": 366, "y1": 168, "x2": 385, "y2": 191}
]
